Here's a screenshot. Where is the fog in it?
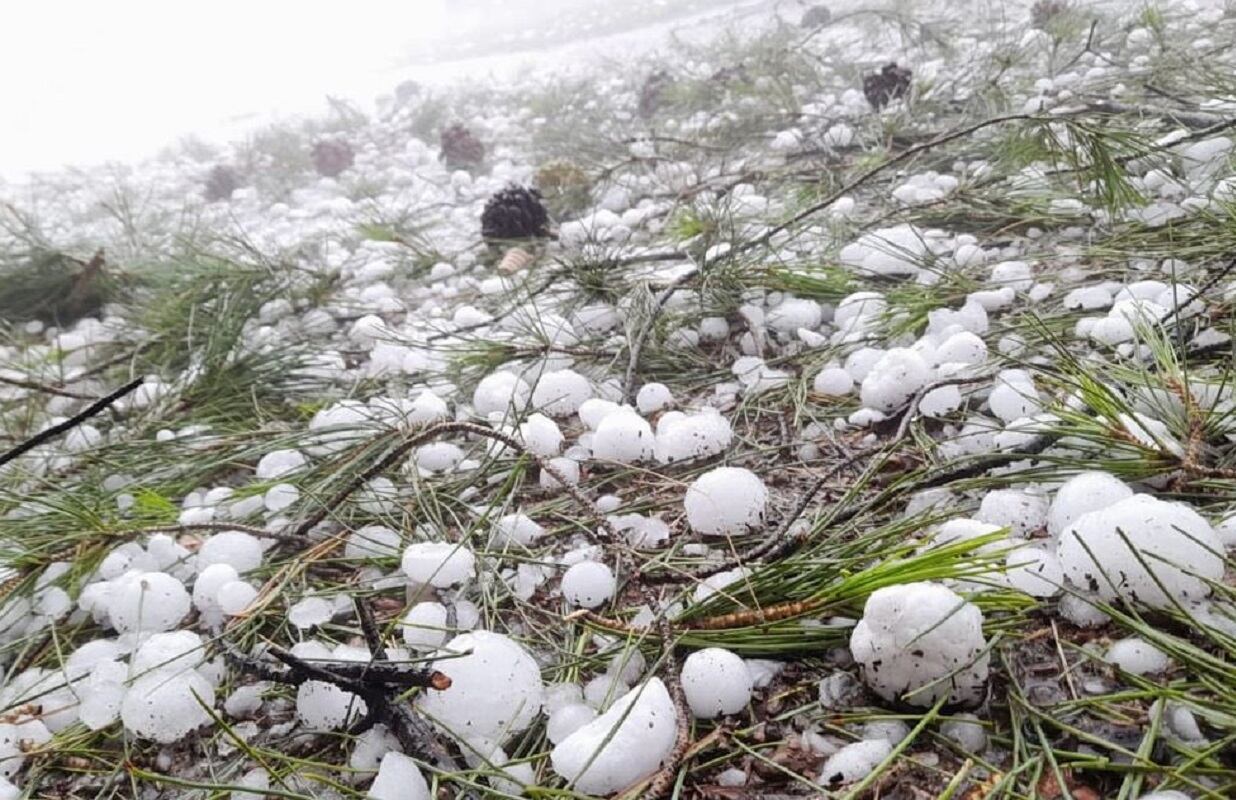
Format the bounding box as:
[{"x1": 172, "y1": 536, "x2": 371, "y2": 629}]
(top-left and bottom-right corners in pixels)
[{"x1": 0, "y1": 0, "x2": 750, "y2": 179}]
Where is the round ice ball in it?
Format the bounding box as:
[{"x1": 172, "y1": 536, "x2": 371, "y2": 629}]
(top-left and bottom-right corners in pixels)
[
  {"x1": 547, "y1": 703, "x2": 597, "y2": 744},
  {"x1": 197, "y1": 531, "x2": 263, "y2": 573},
  {"x1": 1047, "y1": 471, "x2": 1133, "y2": 537},
  {"x1": 532, "y1": 370, "x2": 593, "y2": 417},
  {"x1": 813, "y1": 366, "x2": 854, "y2": 396},
  {"x1": 473, "y1": 371, "x2": 531, "y2": 416},
  {"x1": 592, "y1": 408, "x2": 654, "y2": 463},
  {"x1": 680, "y1": 648, "x2": 752, "y2": 719},
  {"x1": 418, "y1": 631, "x2": 544, "y2": 740},
  {"x1": 492, "y1": 513, "x2": 545, "y2": 547},
  {"x1": 684, "y1": 467, "x2": 768, "y2": 536},
  {"x1": 108, "y1": 572, "x2": 191, "y2": 634},
  {"x1": 635, "y1": 383, "x2": 673, "y2": 415},
  {"x1": 401, "y1": 602, "x2": 450, "y2": 651},
  {"x1": 1057, "y1": 494, "x2": 1223, "y2": 609},
  {"x1": 401, "y1": 542, "x2": 476, "y2": 588},
  {"x1": 859, "y1": 348, "x2": 931, "y2": 412},
  {"x1": 1105, "y1": 637, "x2": 1170, "y2": 675},
  {"x1": 345, "y1": 525, "x2": 402, "y2": 559},
  {"x1": 850, "y1": 581, "x2": 988, "y2": 706},
  {"x1": 561, "y1": 561, "x2": 616, "y2": 609},
  {"x1": 120, "y1": 669, "x2": 215, "y2": 743}
]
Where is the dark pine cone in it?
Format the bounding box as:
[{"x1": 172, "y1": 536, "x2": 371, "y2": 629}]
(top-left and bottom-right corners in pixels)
[
  {"x1": 638, "y1": 70, "x2": 673, "y2": 120},
  {"x1": 481, "y1": 185, "x2": 550, "y2": 242},
  {"x1": 801, "y1": 5, "x2": 832, "y2": 28},
  {"x1": 439, "y1": 123, "x2": 486, "y2": 170},
  {"x1": 204, "y1": 165, "x2": 240, "y2": 202},
  {"x1": 311, "y1": 139, "x2": 355, "y2": 178},
  {"x1": 863, "y1": 63, "x2": 912, "y2": 110},
  {"x1": 1031, "y1": 0, "x2": 1069, "y2": 29}
]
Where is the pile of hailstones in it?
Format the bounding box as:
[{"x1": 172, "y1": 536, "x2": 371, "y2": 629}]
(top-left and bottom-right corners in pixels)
[{"x1": 1, "y1": 433, "x2": 1230, "y2": 797}]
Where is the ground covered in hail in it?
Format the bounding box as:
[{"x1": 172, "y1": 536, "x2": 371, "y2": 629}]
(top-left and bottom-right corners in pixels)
[{"x1": 2, "y1": 1, "x2": 1236, "y2": 798}]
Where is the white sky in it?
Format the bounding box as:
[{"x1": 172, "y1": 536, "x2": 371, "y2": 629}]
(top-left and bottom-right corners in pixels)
[
  {"x1": 0, "y1": 1, "x2": 451, "y2": 177},
  {"x1": 0, "y1": 0, "x2": 752, "y2": 180}
]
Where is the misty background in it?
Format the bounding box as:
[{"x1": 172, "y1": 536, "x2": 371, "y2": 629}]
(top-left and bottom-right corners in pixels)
[{"x1": 0, "y1": 0, "x2": 766, "y2": 179}]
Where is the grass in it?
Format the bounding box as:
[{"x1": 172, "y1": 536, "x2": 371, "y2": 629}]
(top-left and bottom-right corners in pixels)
[{"x1": 0, "y1": 0, "x2": 1235, "y2": 798}]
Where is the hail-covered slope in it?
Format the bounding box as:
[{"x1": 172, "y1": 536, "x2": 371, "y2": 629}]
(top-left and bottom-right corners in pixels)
[{"x1": 0, "y1": 1, "x2": 1235, "y2": 798}]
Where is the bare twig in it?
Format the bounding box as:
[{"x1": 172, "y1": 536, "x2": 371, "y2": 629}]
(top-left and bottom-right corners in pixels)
[{"x1": 0, "y1": 377, "x2": 142, "y2": 468}]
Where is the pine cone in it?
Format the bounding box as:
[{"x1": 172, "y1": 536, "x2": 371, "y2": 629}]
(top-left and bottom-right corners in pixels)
[
  {"x1": 311, "y1": 139, "x2": 355, "y2": 178},
  {"x1": 204, "y1": 165, "x2": 240, "y2": 202},
  {"x1": 481, "y1": 185, "x2": 550, "y2": 242},
  {"x1": 638, "y1": 70, "x2": 673, "y2": 120},
  {"x1": 863, "y1": 63, "x2": 912, "y2": 110},
  {"x1": 1031, "y1": 0, "x2": 1069, "y2": 29},
  {"x1": 801, "y1": 5, "x2": 832, "y2": 28},
  {"x1": 439, "y1": 123, "x2": 486, "y2": 170}
]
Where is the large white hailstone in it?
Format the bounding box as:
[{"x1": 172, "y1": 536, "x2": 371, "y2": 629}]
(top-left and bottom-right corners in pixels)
[
  {"x1": 473, "y1": 371, "x2": 531, "y2": 417},
  {"x1": 935, "y1": 331, "x2": 988, "y2": 366},
  {"x1": 1057, "y1": 495, "x2": 1223, "y2": 608},
  {"x1": 767, "y1": 297, "x2": 823, "y2": 334},
  {"x1": 217, "y1": 581, "x2": 257, "y2": 615},
  {"x1": 289, "y1": 597, "x2": 334, "y2": 629},
  {"x1": 1134, "y1": 793, "x2": 1193, "y2": 800},
  {"x1": 561, "y1": 562, "x2": 616, "y2": 609},
  {"x1": 592, "y1": 408, "x2": 655, "y2": 463},
  {"x1": 1105, "y1": 637, "x2": 1170, "y2": 675},
  {"x1": 368, "y1": 751, "x2": 431, "y2": 800},
  {"x1": 680, "y1": 648, "x2": 752, "y2": 719},
  {"x1": 654, "y1": 409, "x2": 732, "y2": 464},
  {"x1": 121, "y1": 669, "x2": 215, "y2": 743},
  {"x1": 989, "y1": 260, "x2": 1033, "y2": 291},
  {"x1": 988, "y1": 372, "x2": 1041, "y2": 423},
  {"x1": 550, "y1": 678, "x2": 678, "y2": 795},
  {"x1": 401, "y1": 602, "x2": 450, "y2": 650},
  {"x1": 1004, "y1": 547, "x2": 1064, "y2": 597},
  {"x1": 636, "y1": 383, "x2": 674, "y2": 415},
  {"x1": 850, "y1": 581, "x2": 989, "y2": 706},
  {"x1": 859, "y1": 348, "x2": 932, "y2": 412},
  {"x1": 518, "y1": 413, "x2": 564, "y2": 457},
  {"x1": 408, "y1": 390, "x2": 450, "y2": 425},
  {"x1": 547, "y1": 703, "x2": 597, "y2": 744},
  {"x1": 526, "y1": 370, "x2": 587, "y2": 418},
  {"x1": 255, "y1": 448, "x2": 307, "y2": 480},
  {"x1": 834, "y1": 292, "x2": 887, "y2": 336},
  {"x1": 418, "y1": 631, "x2": 544, "y2": 740},
  {"x1": 193, "y1": 563, "x2": 239, "y2": 614},
  {"x1": 818, "y1": 739, "x2": 893, "y2": 787},
  {"x1": 197, "y1": 531, "x2": 263, "y2": 573},
  {"x1": 402, "y1": 542, "x2": 476, "y2": 588},
  {"x1": 345, "y1": 525, "x2": 402, "y2": 559},
  {"x1": 978, "y1": 489, "x2": 1049, "y2": 538},
  {"x1": 297, "y1": 679, "x2": 368, "y2": 730},
  {"x1": 107, "y1": 572, "x2": 191, "y2": 633},
  {"x1": 684, "y1": 467, "x2": 768, "y2": 537},
  {"x1": 263, "y1": 483, "x2": 298, "y2": 512},
  {"x1": 1047, "y1": 472, "x2": 1133, "y2": 538},
  {"x1": 131, "y1": 630, "x2": 204, "y2": 675},
  {"x1": 578, "y1": 398, "x2": 622, "y2": 430},
  {"x1": 492, "y1": 513, "x2": 546, "y2": 548},
  {"x1": 414, "y1": 442, "x2": 464, "y2": 473},
  {"x1": 839, "y1": 225, "x2": 928, "y2": 278},
  {"x1": 813, "y1": 366, "x2": 854, "y2": 396}
]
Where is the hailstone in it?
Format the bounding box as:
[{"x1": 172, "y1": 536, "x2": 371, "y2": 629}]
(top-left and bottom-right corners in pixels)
[
  {"x1": 418, "y1": 631, "x2": 544, "y2": 741},
  {"x1": 1058, "y1": 495, "x2": 1223, "y2": 608},
  {"x1": 561, "y1": 561, "x2": 616, "y2": 609},
  {"x1": 684, "y1": 467, "x2": 768, "y2": 536},
  {"x1": 680, "y1": 648, "x2": 752, "y2": 719},
  {"x1": 550, "y1": 678, "x2": 678, "y2": 795},
  {"x1": 850, "y1": 581, "x2": 989, "y2": 706},
  {"x1": 401, "y1": 542, "x2": 476, "y2": 587}
]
